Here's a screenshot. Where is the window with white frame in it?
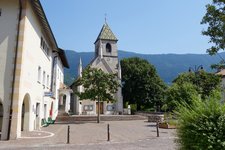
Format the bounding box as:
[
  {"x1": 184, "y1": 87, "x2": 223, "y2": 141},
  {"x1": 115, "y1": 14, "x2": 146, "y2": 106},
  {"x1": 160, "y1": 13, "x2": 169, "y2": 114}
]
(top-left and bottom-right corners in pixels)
[
  {"x1": 42, "y1": 71, "x2": 45, "y2": 86},
  {"x1": 40, "y1": 36, "x2": 49, "y2": 57},
  {"x1": 107, "y1": 105, "x2": 115, "y2": 111},
  {"x1": 40, "y1": 37, "x2": 43, "y2": 48},
  {"x1": 47, "y1": 75, "x2": 49, "y2": 88},
  {"x1": 84, "y1": 105, "x2": 93, "y2": 111},
  {"x1": 38, "y1": 66, "x2": 41, "y2": 82}
]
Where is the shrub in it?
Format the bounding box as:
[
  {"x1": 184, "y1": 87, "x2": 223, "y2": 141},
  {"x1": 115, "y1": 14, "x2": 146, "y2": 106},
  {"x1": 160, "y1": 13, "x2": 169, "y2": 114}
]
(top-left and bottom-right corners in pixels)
[
  {"x1": 176, "y1": 94, "x2": 225, "y2": 150},
  {"x1": 130, "y1": 104, "x2": 137, "y2": 114},
  {"x1": 163, "y1": 82, "x2": 199, "y2": 111}
]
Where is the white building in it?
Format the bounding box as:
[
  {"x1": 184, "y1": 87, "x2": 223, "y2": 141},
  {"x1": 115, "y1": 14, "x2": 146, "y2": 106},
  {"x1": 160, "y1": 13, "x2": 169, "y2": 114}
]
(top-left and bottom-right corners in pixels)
[{"x1": 0, "y1": 0, "x2": 70, "y2": 140}]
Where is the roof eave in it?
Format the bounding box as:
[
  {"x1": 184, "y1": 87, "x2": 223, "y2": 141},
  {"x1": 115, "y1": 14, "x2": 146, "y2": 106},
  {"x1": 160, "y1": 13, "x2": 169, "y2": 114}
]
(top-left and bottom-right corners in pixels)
[
  {"x1": 31, "y1": 0, "x2": 58, "y2": 50},
  {"x1": 94, "y1": 38, "x2": 118, "y2": 44},
  {"x1": 58, "y1": 48, "x2": 70, "y2": 68}
]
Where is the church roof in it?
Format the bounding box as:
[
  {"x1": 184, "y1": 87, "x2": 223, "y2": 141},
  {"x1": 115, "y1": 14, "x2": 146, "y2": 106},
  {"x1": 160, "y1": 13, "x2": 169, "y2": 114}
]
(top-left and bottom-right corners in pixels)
[
  {"x1": 216, "y1": 69, "x2": 225, "y2": 77},
  {"x1": 95, "y1": 23, "x2": 118, "y2": 43}
]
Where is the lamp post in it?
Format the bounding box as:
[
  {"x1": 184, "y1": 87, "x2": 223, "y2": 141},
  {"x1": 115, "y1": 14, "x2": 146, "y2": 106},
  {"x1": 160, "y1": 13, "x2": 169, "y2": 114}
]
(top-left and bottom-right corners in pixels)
[
  {"x1": 188, "y1": 65, "x2": 204, "y2": 87},
  {"x1": 188, "y1": 65, "x2": 204, "y2": 74}
]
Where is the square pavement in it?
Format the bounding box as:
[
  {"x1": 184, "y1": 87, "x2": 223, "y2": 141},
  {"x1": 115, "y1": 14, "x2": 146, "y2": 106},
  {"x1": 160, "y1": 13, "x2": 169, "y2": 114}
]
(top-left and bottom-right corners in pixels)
[{"x1": 0, "y1": 120, "x2": 178, "y2": 150}]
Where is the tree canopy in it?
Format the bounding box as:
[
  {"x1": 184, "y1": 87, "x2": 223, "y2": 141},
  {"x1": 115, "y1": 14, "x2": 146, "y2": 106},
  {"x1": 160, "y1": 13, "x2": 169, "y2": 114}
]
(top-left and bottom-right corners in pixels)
[
  {"x1": 121, "y1": 57, "x2": 166, "y2": 111},
  {"x1": 163, "y1": 71, "x2": 222, "y2": 112},
  {"x1": 163, "y1": 82, "x2": 199, "y2": 112},
  {"x1": 201, "y1": 0, "x2": 225, "y2": 55},
  {"x1": 173, "y1": 71, "x2": 221, "y2": 99},
  {"x1": 74, "y1": 66, "x2": 119, "y2": 122}
]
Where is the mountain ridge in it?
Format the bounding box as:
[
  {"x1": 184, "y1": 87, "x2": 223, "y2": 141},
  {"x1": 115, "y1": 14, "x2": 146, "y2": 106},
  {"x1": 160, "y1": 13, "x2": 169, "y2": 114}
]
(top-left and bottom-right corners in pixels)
[{"x1": 64, "y1": 50, "x2": 224, "y2": 85}]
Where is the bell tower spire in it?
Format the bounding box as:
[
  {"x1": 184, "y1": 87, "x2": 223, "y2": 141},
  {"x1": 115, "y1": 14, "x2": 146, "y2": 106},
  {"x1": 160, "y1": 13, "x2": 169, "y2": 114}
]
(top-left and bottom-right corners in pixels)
[
  {"x1": 104, "y1": 13, "x2": 107, "y2": 24},
  {"x1": 94, "y1": 22, "x2": 118, "y2": 58},
  {"x1": 78, "y1": 57, "x2": 82, "y2": 77}
]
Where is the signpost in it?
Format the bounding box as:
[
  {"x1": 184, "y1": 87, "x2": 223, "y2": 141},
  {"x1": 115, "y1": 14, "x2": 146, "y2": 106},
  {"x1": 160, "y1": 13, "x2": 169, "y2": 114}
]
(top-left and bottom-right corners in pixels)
[{"x1": 44, "y1": 92, "x2": 53, "y2": 97}]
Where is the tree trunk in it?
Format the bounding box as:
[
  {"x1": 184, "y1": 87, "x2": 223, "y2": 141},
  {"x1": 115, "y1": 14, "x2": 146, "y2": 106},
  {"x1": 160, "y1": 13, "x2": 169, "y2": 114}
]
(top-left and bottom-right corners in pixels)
[{"x1": 97, "y1": 98, "x2": 100, "y2": 123}]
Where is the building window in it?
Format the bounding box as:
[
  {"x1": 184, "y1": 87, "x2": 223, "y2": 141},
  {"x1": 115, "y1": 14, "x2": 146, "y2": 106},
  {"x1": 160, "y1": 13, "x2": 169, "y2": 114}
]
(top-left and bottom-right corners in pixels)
[
  {"x1": 42, "y1": 71, "x2": 45, "y2": 86},
  {"x1": 46, "y1": 47, "x2": 49, "y2": 55},
  {"x1": 106, "y1": 43, "x2": 112, "y2": 53},
  {"x1": 36, "y1": 103, "x2": 40, "y2": 117},
  {"x1": 38, "y1": 66, "x2": 41, "y2": 82},
  {"x1": 107, "y1": 105, "x2": 115, "y2": 111},
  {"x1": 40, "y1": 37, "x2": 43, "y2": 48},
  {"x1": 0, "y1": 8, "x2": 2, "y2": 16},
  {"x1": 47, "y1": 75, "x2": 49, "y2": 88},
  {"x1": 44, "y1": 104, "x2": 47, "y2": 119},
  {"x1": 83, "y1": 105, "x2": 93, "y2": 111},
  {"x1": 40, "y1": 36, "x2": 50, "y2": 57}
]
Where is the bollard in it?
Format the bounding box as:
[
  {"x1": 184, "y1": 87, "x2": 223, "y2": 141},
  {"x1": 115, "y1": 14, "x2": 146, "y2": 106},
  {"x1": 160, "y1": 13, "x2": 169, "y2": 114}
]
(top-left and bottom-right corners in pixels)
[
  {"x1": 67, "y1": 125, "x2": 70, "y2": 144},
  {"x1": 156, "y1": 121, "x2": 159, "y2": 137},
  {"x1": 107, "y1": 124, "x2": 110, "y2": 141}
]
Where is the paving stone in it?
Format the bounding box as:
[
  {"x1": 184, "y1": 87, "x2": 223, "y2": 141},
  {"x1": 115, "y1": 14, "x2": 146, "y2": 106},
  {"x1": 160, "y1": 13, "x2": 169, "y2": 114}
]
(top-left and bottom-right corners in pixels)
[{"x1": 0, "y1": 120, "x2": 178, "y2": 150}]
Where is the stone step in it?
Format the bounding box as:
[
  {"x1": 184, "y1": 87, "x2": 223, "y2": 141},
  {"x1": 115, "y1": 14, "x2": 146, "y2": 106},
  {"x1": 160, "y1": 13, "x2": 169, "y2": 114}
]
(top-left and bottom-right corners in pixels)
[{"x1": 55, "y1": 115, "x2": 147, "y2": 123}]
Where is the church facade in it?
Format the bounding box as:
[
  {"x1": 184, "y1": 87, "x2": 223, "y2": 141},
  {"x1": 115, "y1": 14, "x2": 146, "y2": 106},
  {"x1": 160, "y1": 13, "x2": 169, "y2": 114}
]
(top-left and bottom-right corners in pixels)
[{"x1": 71, "y1": 23, "x2": 123, "y2": 115}]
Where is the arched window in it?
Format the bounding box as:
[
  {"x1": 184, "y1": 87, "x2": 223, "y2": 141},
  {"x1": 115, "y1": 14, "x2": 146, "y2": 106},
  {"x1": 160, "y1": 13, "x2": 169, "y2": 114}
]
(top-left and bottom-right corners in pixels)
[{"x1": 106, "y1": 43, "x2": 112, "y2": 53}]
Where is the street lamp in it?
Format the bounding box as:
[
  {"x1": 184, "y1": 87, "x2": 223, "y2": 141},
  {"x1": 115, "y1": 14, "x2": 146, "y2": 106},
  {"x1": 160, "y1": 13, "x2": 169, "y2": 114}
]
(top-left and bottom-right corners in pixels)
[
  {"x1": 188, "y1": 65, "x2": 204, "y2": 74},
  {"x1": 188, "y1": 65, "x2": 204, "y2": 88}
]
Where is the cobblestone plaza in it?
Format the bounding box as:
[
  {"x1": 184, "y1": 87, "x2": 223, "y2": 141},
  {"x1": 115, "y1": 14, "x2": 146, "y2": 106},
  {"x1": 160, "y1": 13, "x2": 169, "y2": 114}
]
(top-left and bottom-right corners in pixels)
[{"x1": 0, "y1": 120, "x2": 177, "y2": 150}]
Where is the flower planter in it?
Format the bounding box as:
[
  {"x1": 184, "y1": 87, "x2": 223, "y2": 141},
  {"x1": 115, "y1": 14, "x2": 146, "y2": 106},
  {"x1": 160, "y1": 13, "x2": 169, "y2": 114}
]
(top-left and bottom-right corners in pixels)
[{"x1": 159, "y1": 122, "x2": 176, "y2": 129}]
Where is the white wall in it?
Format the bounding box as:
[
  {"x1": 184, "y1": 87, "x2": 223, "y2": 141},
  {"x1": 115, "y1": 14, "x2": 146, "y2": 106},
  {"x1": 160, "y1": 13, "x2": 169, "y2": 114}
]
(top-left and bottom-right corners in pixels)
[
  {"x1": 0, "y1": 0, "x2": 19, "y2": 140},
  {"x1": 52, "y1": 57, "x2": 65, "y2": 119},
  {"x1": 0, "y1": 0, "x2": 67, "y2": 139},
  {"x1": 10, "y1": 1, "x2": 55, "y2": 139},
  {"x1": 20, "y1": 0, "x2": 54, "y2": 130}
]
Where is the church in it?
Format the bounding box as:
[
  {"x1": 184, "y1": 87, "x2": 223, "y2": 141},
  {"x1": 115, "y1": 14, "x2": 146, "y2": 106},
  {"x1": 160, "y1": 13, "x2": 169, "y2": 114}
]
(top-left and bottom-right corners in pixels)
[{"x1": 71, "y1": 23, "x2": 123, "y2": 115}]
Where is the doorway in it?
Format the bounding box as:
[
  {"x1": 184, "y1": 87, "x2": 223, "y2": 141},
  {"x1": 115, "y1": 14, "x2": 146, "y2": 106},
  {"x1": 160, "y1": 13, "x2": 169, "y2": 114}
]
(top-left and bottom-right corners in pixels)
[
  {"x1": 44, "y1": 104, "x2": 47, "y2": 119},
  {"x1": 21, "y1": 94, "x2": 30, "y2": 131},
  {"x1": 96, "y1": 102, "x2": 104, "y2": 114},
  {"x1": 36, "y1": 103, "x2": 40, "y2": 129}
]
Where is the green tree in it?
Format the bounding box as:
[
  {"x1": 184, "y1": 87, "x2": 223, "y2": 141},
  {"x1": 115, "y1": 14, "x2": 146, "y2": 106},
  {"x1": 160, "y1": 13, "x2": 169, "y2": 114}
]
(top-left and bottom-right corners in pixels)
[
  {"x1": 163, "y1": 82, "x2": 199, "y2": 111},
  {"x1": 211, "y1": 60, "x2": 225, "y2": 71},
  {"x1": 74, "y1": 66, "x2": 119, "y2": 123},
  {"x1": 173, "y1": 71, "x2": 221, "y2": 99},
  {"x1": 201, "y1": 0, "x2": 225, "y2": 55},
  {"x1": 121, "y1": 57, "x2": 166, "y2": 111}
]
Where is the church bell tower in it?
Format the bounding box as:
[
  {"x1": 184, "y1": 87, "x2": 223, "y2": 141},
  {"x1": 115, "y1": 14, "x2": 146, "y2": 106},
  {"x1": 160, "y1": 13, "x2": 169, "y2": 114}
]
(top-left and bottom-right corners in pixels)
[
  {"x1": 94, "y1": 23, "x2": 118, "y2": 59},
  {"x1": 93, "y1": 23, "x2": 123, "y2": 113}
]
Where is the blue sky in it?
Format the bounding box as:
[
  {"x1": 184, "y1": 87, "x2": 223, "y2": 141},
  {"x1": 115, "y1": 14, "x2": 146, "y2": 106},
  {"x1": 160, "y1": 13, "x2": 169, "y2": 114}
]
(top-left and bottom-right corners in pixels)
[{"x1": 40, "y1": 0, "x2": 211, "y2": 54}]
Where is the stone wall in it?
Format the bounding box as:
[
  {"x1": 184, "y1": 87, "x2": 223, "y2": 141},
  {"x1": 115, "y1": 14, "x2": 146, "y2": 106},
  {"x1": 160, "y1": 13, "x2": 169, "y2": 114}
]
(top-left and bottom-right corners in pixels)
[{"x1": 135, "y1": 112, "x2": 164, "y2": 122}]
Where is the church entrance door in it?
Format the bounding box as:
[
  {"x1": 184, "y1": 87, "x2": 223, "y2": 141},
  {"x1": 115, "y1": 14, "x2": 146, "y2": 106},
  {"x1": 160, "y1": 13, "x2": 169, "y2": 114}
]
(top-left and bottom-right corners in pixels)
[{"x1": 96, "y1": 102, "x2": 103, "y2": 114}]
